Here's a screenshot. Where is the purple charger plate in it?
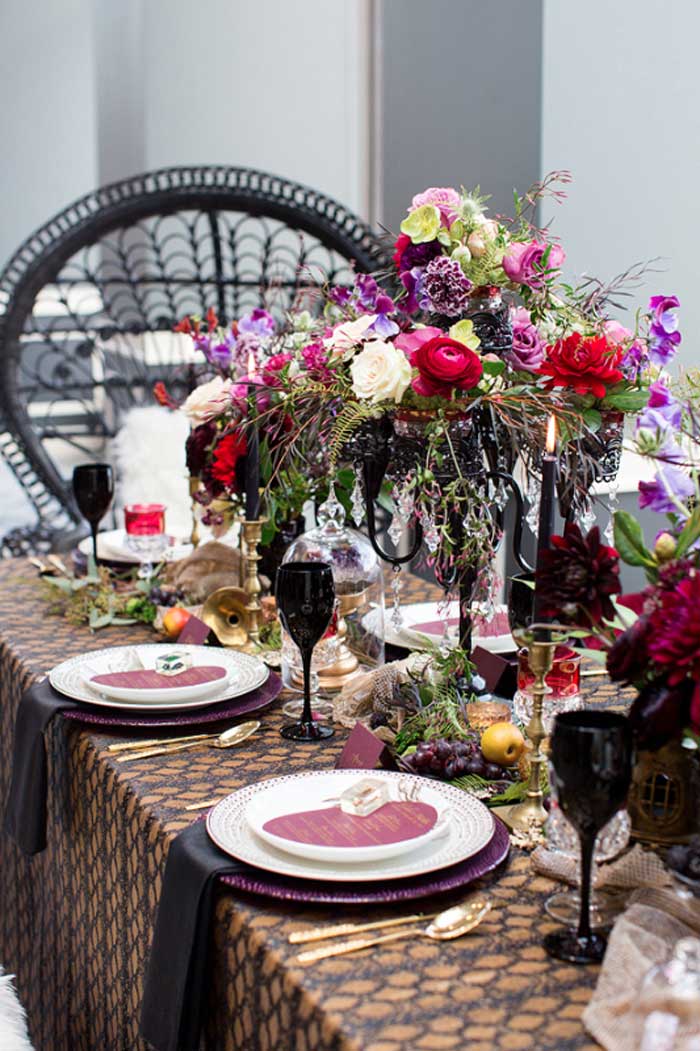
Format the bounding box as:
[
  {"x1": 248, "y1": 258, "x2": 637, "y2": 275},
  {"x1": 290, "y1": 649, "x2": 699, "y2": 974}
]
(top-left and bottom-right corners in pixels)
[
  {"x1": 220, "y1": 816, "x2": 510, "y2": 905},
  {"x1": 62, "y1": 672, "x2": 282, "y2": 729}
]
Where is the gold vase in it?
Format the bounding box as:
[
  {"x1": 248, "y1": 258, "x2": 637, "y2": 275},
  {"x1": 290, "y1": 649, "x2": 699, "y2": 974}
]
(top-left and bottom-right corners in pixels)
[{"x1": 627, "y1": 739, "x2": 700, "y2": 844}]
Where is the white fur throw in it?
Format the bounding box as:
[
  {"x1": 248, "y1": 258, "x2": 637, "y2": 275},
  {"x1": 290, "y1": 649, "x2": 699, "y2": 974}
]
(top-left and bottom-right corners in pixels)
[
  {"x1": 0, "y1": 970, "x2": 33, "y2": 1050},
  {"x1": 111, "y1": 407, "x2": 192, "y2": 540}
]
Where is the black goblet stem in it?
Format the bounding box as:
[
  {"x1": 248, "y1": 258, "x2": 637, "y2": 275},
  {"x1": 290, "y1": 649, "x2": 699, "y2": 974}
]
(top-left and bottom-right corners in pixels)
[
  {"x1": 577, "y1": 831, "x2": 596, "y2": 942},
  {"x1": 300, "y1": 648, "x2": 314, "y2": 732},
  {"x1": 91, "y1": 524, "x2": 99, "y2": 563}
]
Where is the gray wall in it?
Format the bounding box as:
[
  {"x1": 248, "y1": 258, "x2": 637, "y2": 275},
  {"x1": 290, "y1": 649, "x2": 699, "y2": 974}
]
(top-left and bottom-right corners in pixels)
[{"x1": 377, "y1": 0, "x2": 543, "y2": 232}]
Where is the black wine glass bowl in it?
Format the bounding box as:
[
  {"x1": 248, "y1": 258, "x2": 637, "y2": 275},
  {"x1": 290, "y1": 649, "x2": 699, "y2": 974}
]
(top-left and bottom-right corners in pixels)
[
  {"x1": 276, "y1": 562, "x2": 336, "y2": 742},
  {"x1": 72, "y1": 463, "x2": 115, "y2": 560},
  {"x1": 544, "y1": 710, "x2": 633, "y2": 965},
  {"x1": 549, "y1": 711, "x2": 633, "y2": 834}
]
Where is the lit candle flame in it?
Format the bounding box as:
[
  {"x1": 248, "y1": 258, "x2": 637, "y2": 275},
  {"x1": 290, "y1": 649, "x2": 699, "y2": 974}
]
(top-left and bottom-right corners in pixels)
[
  {"x1": 546, "y1": 415, "x2": 557, "y2": 454},
  {"x1": 248, "y1": 351, "x2": 257, "y2": 379}
]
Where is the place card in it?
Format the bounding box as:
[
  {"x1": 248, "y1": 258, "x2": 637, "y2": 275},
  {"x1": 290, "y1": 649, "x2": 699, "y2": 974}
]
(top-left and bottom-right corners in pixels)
[
  {"x1": 176, "y1": 615, "x2": 222, "y2": 646},
  {"x1": 90, "y1": 666, "x2": 228, "y2": 690},
  {"x1": 262, "y1": 800, "x2": 438, "y2": 849},
  {"x1": 335, "y1": 722, "x2": 398, "y2": 771},
  {"x1": 472, "y1": 646, "x2": 519, "y2": 698}
]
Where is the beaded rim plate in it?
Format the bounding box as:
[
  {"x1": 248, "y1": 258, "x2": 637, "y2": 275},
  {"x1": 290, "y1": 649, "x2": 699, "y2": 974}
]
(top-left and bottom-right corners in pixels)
[
  {"x1": 207, "y1": 770, "x2": 494, "y2": 882},
  {"x1": 49, "y1": 645, "x2": 269, "y2": 711}
]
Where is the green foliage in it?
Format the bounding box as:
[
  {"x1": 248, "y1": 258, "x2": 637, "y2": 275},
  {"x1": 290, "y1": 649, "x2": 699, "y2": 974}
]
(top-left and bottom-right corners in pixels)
[
  {"x1": 676, "y1": 507, "x2": 700, "y2": 558},
  {"x1": 40, "y1": 566, "x2": 160, "y2": 630},
  {"x1": 601, "y1": 388, "x2": 650, "y2": 412},
  {"x1": 327, "y1": 401, "x2": 382, "y2": 468},
  {"x1": 613, "y1": 510, "x2": 657, "y2": 572}
]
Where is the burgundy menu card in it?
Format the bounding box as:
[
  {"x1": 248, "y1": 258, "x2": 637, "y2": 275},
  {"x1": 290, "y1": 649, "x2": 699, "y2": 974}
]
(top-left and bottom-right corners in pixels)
[
  {"x1": 90, "y1": 666, "x2": 227, "y2": 690},
  {"x1": 263, "y1": 800, "x2": 438, "y2": 849},
  {"x1": 335, "y1": 722, "x2": 398, "y2": 771}
]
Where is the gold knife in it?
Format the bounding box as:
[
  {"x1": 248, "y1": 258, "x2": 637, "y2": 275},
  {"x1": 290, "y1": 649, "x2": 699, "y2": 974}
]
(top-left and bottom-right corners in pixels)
[{"x1": 289, "y1": 912, "x2": 440, "y2": 944}]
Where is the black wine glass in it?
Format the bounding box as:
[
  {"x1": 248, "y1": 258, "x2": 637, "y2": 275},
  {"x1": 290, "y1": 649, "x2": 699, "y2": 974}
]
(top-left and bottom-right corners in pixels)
[
  {"x1": 276, "y1": 562, "x2": 335, "y2": 742},
  {"x1": 72, "y1": 463, "x2": 115, "y2": 563},
  {"x1": 543, "y1": 711, "x2": 633, "y2": 964}
]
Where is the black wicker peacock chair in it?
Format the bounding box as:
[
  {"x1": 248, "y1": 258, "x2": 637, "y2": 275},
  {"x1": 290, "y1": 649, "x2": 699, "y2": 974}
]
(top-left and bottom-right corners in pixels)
[{"x1": 0, "y1": 166, "x2": 389, "y2": 556}]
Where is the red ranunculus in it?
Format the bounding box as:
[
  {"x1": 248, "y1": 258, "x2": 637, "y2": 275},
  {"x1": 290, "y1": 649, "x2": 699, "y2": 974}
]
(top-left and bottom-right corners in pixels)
[
  {"x1": 539, "y1": 333, "x2": 624, "y2": 399},
  {"x1": 396, "y1": 328, "x2": 483, "y2": 398},
  {"x1": 392, "y1": 233, "x2": 412, "y2": 270},
  {"x1": 209, "y1": 429, "x2": 247, "y2": 492}
]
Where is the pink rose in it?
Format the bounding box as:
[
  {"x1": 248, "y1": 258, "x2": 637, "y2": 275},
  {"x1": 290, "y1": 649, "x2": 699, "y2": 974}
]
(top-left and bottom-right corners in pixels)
[
  {"x1": 505, "y1": 307, "x2": 545, "y2": 372},
  {"x1": 502, "y1": 240, "x2": 565, "y2": 289},
  {"x1": 603, "y1": 320, "x2": 633, "y2": 346},
  {"x1": 410, "y1": 187, "x2": 461, "y2": 227},
  {"x1": 396, "y1": 326, "x2": 483, "y2": 398}
]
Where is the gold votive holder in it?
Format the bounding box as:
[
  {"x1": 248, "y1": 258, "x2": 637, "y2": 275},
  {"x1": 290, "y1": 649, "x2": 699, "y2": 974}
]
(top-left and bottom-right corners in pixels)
[{"x1": 199, "y1": 516, "x2": 267, "y2": 652}]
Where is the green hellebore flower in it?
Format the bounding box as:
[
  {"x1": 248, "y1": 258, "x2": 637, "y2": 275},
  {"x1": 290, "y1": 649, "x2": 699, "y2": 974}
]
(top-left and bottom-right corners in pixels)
[
  {"x1": 448, "y1": 319, "x2": 481, "y2": 351},
  {"x1": 400, "y1": 205, "x2": 441, "y2": 244}
]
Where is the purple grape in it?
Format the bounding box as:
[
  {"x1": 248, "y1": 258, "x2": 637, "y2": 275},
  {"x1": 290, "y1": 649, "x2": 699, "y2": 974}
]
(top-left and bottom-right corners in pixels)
[
  {"x1": 435, "y1": 739, "x2": 452, "y2": 760},
  {"x1": 466, "y1": 757, "x2": 487, "y2": 777},
  {"x1": 444, "y1": 760, "x2": 458, "y2": 780},
  {"x1": 452, "y1": 757, "x2": 469, "y2": 777},
  {"x1": 483, "y1": 762, "x2": 503, "y2": 781}
]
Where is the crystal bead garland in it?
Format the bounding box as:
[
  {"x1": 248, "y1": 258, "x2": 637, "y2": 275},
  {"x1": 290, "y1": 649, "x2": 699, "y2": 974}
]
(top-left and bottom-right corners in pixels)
[
  {"x1": 604, "y1": 476, "x2": 619, "y2": 545},
  {"x1": 421, "y1": 510, "x2": 440, "y2": 555},
  {"x1": 350, "y1": 470, "x2": 365, "y2": 527},
  {"x1": 578, "y1": 500, "x2": 597, "y2": 533},
  {"x1": 526, "y1": 475, "x2": 541, "y2": 534},
  {"x1": 391, "y1": 563, "x2": 403, "y2": 630}
]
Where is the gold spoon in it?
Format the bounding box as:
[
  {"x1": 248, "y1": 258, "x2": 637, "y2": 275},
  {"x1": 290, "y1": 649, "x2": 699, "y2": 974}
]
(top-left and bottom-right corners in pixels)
[
  {"x1": 296, "y1": 896, "x2": 492, "y2": 964},
  {"x1": 116, "y1": 720, "x2": 260, "y2": 762}
]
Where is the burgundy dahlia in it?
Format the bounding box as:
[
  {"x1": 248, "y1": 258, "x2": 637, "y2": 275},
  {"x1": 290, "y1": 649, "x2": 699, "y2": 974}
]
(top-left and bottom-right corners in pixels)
[
  {"x1": 535, "y1": 522, "x2": 621, "y2": 624},
  {"x1": 606, "y1": 615, "x2": 652, "y2": 685},
  {"x1": 647, "y1": 571, "x2": 700, "y2": 684},
  {"x1": 185, "y1": 421, "x2": 217, "y2": 476},
  {"x1": 628, "y1": 677, "x2": 694, "y2": 751}
]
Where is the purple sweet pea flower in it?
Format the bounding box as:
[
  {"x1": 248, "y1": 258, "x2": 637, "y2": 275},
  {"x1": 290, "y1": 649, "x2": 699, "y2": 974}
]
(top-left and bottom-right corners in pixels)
[
  {"x1": 619, "y1": 340, "x2": 648, "y2": 380},
  {"x1": 645, "y1": 381, "x2": 682, "y2": 428},
  {"x1": 366, "y1": 313, "x2": 399, "y2": 339},
  {"x1": 400, "y1": 267, "x2": 430, "y2": 314},
  {"x1": 504, "y1": 307, "x2": 545, "y2": 372},
  {"x1": 238, "y1": 308, "x2": 276, "y2": 341},
  {"x1": 648, "y1": 294, "x2": 681, "y2": 366},
  {"x1": 354, "y1": 274, "x2": 379, "y2": 310},
  {"x1": 639, "y1": 466, "x2": 694, "y2": 514},
  {"x1": 328, "y1": 285, "x2": 352, "y2": 307}
]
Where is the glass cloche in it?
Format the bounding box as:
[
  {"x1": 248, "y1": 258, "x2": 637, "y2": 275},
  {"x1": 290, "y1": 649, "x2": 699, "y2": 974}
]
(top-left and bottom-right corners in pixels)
[{"x1": 281, "y1": 487, "x2": 385, "y2": 693}]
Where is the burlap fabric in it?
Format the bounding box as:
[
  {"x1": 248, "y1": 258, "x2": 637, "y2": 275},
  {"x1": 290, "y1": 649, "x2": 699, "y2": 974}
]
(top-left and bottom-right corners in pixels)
[{"x1": 0, "y1": 559, "x2": 632, "y2": 1051}]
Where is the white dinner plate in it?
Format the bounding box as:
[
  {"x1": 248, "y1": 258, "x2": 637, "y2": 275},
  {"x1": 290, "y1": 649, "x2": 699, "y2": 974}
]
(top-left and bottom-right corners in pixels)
[
  {"x1": 366, "y1": 602, "x2": 514, "y2": 652},
  {"x1": 78, "y1": 529, "x2": 192, "y2": 564},
  {"x1": 49, "y1": 645, "x2": 269, "y2": 711},
  {"x1": 207, "y1": 770, "x2": 494, "y2": 882},
  {"x1": 245, "y1": 774, "x2": 445, "y2": 864},
  {"x1": 82, "y1": 664, "x2": 231, "y2": 704}
]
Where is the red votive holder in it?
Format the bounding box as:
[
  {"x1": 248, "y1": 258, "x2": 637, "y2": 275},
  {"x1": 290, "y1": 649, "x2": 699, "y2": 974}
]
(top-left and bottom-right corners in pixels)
[{"x1": 124, "y1": 503, "x2": 166, "y2": 536}]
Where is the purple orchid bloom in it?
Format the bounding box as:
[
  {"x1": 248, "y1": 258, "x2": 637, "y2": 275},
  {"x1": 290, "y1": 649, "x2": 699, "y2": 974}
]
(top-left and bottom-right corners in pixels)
[
  {"x1": 367, "y1": 313, "x2": 399, "y2": 339},
  {"x1": 648, "y1": 294, "x2": 681, "y2": 367},
  {"x1": 238, "y1": 308, "x2": 276, "y2": 341},
  {"x1": 639, "y1": 465, "x2": 694, "y2": 514}
]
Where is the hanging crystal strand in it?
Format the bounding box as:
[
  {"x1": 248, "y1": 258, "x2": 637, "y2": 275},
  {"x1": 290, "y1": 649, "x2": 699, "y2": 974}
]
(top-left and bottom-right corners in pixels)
[
  {"x1": 604, "y1": 476, "x2": 619, "y2": 545},
  {"x1": 526, "y1": 475, "x2": 541, "y2": 534},
  {"x1": 421, "y1": 510, "x2": 440, "y2": 555},
  {"x1": 396, "y1": 483, "x2": 415, "y2": 521},
  {"x1": 350, "y1": 468, "x2": 365, "y2": 527},
  {"x1": 578, "y1": 497, "x2": 597, "y2": 533},
  {"x1": 387, "y1": 484, "x2": 405, "y2": 547},
  {"x1": 390, "y1": 564, "x2": 403, "y2": 630}
]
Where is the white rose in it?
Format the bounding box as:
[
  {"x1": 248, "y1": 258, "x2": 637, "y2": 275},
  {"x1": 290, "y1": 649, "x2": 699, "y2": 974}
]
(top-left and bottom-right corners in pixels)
[
  {"x1": 350, "y1": 340, "x2": 412, "y2": 404},
  {"x1": 476, "y1": 217, "x2": 499, "y2": 241},
  {"x1": 324, "y1": 315, "x2": 377, "y2": 360},
  {"x1": 182, "y1": 376, "x2": 232, "y2": 423}
]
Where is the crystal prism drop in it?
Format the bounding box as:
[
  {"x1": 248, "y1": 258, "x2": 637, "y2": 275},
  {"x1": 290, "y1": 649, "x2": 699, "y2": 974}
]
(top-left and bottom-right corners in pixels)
[
  {"x1": 391, "y1": 564, "x2": 403, "y2": 630},
  {"x1": 388, "y1": 515, "x2": 404, "y2": 546},
  {"x1": 350, "y1": 473, "x2": 365, "y2": 527},
  {"x1": 604, "y1": 478, "x2": 619, "y2": 545},
  {"x1": 421, "y1": 512, "x2": 440, "y2": 555},
  {"x1": 579, "y1": 504, "x2": 596, "y2": 533},
  {"x1": 526, "y1": 476, "x2": 541, "y2": 534}
]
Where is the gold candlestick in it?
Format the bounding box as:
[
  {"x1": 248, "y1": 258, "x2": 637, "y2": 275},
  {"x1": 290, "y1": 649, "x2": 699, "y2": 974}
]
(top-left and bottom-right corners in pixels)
[
  {"x1": 508, "y1": 630, "x2": 557, "y2": 832},
  {"x1": 240, "y1": 517, "x2": 266, "y2": 646},
  {"x1": 189, "y1": 476, "x2": 200, "y2": 548}
]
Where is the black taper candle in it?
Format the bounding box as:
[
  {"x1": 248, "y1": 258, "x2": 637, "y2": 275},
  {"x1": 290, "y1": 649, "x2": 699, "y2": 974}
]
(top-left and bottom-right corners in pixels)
[
  {"x1": 533, "y1": 416, "x2": 558, "y2": 626},
  {"x1": 245, "y1": 353, "x2": 260, "y2": 520}
]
